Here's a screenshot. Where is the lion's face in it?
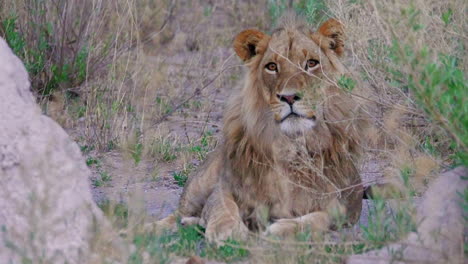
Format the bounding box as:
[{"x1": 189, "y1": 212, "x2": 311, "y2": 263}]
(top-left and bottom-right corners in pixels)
[
  {"x1": 233, "y1": 18, "x2": 345, "y2": 136},
  {"x1": 260, "y1": 30, "x2": 329, "y2": 135}
]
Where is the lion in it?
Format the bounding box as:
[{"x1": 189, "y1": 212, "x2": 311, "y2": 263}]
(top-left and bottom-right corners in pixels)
[{"x1": 156, "y1": 16, "x2": 368, "y2": 242}]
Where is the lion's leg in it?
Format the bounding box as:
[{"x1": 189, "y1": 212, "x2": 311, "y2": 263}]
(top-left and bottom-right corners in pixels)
[
  {"x1": 150, "y1": 151, "x2": 222, "y2": 232},
  {"x1": 201, "y1": 187, "x2": 249, "y2": 243},
  {"x1": 148, "y1": 213, "x2": 178, "y2": 232},
  {"x1": 265, "y1": 198, "x2": 346, "y2": 237},
  {"x1": 177, "y1": 150, "x2": 222, "y2": 217},
  {"x1": 180, "y1": 216, "x2": 201, "y2": 226},
  {"x1": 145, "y1": 214, "x2": 200, "y2": 233},
  {"x1": 265, "y1": 211, "x2": 331, "y2": 237}
]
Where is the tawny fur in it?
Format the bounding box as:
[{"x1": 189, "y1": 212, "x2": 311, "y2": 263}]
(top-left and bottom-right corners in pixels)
[{"x1": 156, "y1": 16, "x2": 367, "y2": 242}]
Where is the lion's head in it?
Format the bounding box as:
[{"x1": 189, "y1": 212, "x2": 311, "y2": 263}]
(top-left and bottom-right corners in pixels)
[{"x1": 232, "y1": 17, "x2": 346, "y2": 137}]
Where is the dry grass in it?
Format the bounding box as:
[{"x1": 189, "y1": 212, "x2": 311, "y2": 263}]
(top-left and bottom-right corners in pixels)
[
  {"x1": 330, "y1": 0, "x2": 466, "y2": 185},
  {"x1": 1, "y1": 0, "x2": 466, "y2": 263}
]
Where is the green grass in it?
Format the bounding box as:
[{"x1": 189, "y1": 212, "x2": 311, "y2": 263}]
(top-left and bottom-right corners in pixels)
[
  {"x1": 131, "y1": 142, "x2": 144, "y2": 166},
  {"x1": 294, "y1": 0, "x2": 328, "y2": 24},
  {"x1": 172, "y1": 166, "x2": 192, "y2": 187},
  {"x1": 98, "y1": 200, "x2": 129, "y2": 229},
  {"x1": 382, "y1": 4, "x2": 467, "y2": 167},
  {"x1": 361, "y1": 200, "x2": 416, "y2": 248},
  {"x1": 1, "y1": 15, "x2": 90, "y2": 96},
  {"x1": 389, "y1": 43, "x2": 467, "y2": 167},
  {"x1": 338, "y1": 75, "x2": 356, "y2": 92},
  {"x1": 151, "y1": 138, "x2": 178, "y2": 162},
  {"x1": 205, "y1": 238, "x2": 249, "y2": 261},
  {"x1": 267, "y1": 0, "x2": 288, "y2": 27},
  {"x1": 129, "y1": 225, "x2": 249, "y2": 263},
  {"x1": 188, "y1": 131, "x2": 214, "y2": 160},
  {"x1": 67, "y1": 93, "x2": 87, "y2": 119},
  {"x1": 155, "y1": 96, "x2": 173, "y2": 115},
  {"x1": 86, "y1": 157, "x2": 100, "y2": 167},
  {"x1": 268, "y1": 0, "x2": 328, "y2": 27},
  {"x1": 80, "y1": 144, "x2": 95, "y2": 154},
  {"x1": 92, "y1": 171, "x2": 112, "y2": 187},
  {"x1": 2, "y1": 17, "x2": 25, "y2": 56},
  {"x1": 361, "y1": 173, "x2": 416, "y2": 247},
  {"x1": 361, "y1": 197, "x2": 393, "y2": 245}
]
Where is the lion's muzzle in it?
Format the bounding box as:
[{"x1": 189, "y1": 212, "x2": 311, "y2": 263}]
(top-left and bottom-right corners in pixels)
[{"x1": 274, "y1": 92, "x2": 316, "y2": 135}]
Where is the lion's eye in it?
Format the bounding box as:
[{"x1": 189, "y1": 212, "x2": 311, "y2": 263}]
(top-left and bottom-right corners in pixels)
[
  {"x1": 305, "y1": 59, "x2": 320, "y2": 71},
  {"x1": 265, "y1": 62, "x2": 278, "y2": 73}
]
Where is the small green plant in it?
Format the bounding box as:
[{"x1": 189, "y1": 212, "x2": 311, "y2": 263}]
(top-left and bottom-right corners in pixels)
[
  {"x1": 151, "y1": 138, "x2": 178, "y2": 162},
  {"x1": 361, "y1": 196, "x2": 393, "y2": 245},
  {"x1": 80, "y1": 144, "x2": 95, "y2": 154},
  {"x1": 75, "y1": 46, "x2": 88, "y2": 83},
  {"x1": 98, "y1": 200, "x2": 129, "y2": 228},
  {"x1": 362, "y1": 181, "x2": 416, "y2": 246},
  {"x1": 155, "y1": 96, "x2": 173, "y2": 115},
  {"x1": 338, "y1": 75, "x2": 356, "y2": 92},
  {"x1": 76, "y1": 105, "x2": 87, "y2": 119},
  {"x1": 267, "y1": 0, "x2": 288, "y2": 27},
  {"x1": 150, "y1": 168, "x2": 160, "y2": 182},
  {"x1": 322, "y1": 243, "x2": 367, "y2": 262},
  {"x1": 86, "y1": 157, "x2": 100, "y2": 167},
  {"x1": 92, "y1": 178, "x2": 104, "y2": 187},
  {"x1": 172, "y1": 169, "x2": 190, "y2": 187},
  {"x1": 130, "y1": 142, "x2": 143, "y2": 165},
  {"x1": 130, "y1": 223, "x2": 249, "y2": 263},
  {"x1": 441, "y1": 9, "x2": 453, "y2": 26},
  {"x1": 189, "y1": 131, "x2": 214, "y2": 160},
  {"x1": 130, "y1": 224, "x2": 204, "y2": 263},
  {"x1": 191, "y1": 100, "x2": 202, "y2": 110},
  {"x1": 400, "y1": 5, "x2": 424, "y2": 31},
  {"x1": 389, "y1": 44, "x2": 467, "y2": 166},
  {"x1": 385, "y1": 5, "x2": 467, "y2": 166},
  {"x1": 267, "y1": 0, "x2": 328, "y2": 27},
  {"x1": 100, "y1": 171, "x2": 112, "y2": 182},
  {"x1": 107, "y1": 140, "x2": 116, "y2": 151},
  {"x1": 1, "y1": 14, "x2": 90, "y2": 96},
  {"x1": 92, "y1": 171, "x2": 111, "y2": 187},
  {"x1": 203, "y1": 5, "x2": 213, "y2": 17},
  {"x1": 294, "y1": 0, "x2": 328, "y2": 24},
  {"x1": 2, "y1": 17, "x2": 26, "y2": 56},
  {"x1": 421, "y1": 136, "x2": 439, "y2": 156},
  {"x1": 400, "y1": 166, "x2": 416, "y2": 196},
  {"x1": 205, "y1": 238, "x2": 249, "y2": 262},
  {"x1": 170, "y1": 224, "x2": 205, "y2": 254}
]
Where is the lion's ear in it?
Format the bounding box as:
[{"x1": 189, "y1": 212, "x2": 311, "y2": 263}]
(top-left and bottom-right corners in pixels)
[
  {"x1": 233, "y1": 29, "x2": 268, "y2": 62},
  {"x1": 313, "y1": 18, "x2": 345, "y2": 56}
]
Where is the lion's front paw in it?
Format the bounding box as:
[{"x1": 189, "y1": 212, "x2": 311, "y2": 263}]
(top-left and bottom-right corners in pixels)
[
  {"x1": 181, "y1": 216, "x2": 201, "y2": 226},
  {"x1": 264, "y1": 219, "x2": 298, "y2": 237},
  {"x1": 144, "y1": 214, "x2": 178, "y2": 233},
  {"x1": 205, "y1": 220, "x2": 249, "y2": 244}
]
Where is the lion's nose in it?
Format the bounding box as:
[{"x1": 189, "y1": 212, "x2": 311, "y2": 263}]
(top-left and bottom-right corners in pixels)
[{"x1": 277, "y1": 93, "x2": 301, "y2": 106}]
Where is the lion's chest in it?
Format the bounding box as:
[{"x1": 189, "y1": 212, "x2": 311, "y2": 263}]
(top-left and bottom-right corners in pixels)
[
  {"x1": 228, "y1": 141, "x2": 346, "y2": 227},
  {"x1": 233, "y1": 161, "x2": 331, "y2": 224}
]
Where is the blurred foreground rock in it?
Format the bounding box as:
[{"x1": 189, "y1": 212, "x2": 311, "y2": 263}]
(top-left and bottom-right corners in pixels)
[
  {"x1": 0, "y1": 38, "x2": 127, "y2": 263},
  {"x1": 347, "y1": 166, "x2": 467, "y2": 264}
]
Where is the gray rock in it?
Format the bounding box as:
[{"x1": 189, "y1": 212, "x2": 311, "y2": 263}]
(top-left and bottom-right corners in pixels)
[
  {"x1": 0, "y1": 38, "x2": 127, "y2": 263},
  {"x1": 347, "y1": 166, "x2": 467, "y2": 264}
]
